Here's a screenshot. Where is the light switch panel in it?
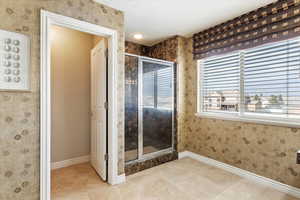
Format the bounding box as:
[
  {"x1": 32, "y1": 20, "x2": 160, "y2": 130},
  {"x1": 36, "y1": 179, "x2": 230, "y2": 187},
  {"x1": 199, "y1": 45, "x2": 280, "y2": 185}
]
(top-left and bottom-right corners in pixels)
[{"x1": 0, "y1": 29, "x2": 30, "y2": 91}]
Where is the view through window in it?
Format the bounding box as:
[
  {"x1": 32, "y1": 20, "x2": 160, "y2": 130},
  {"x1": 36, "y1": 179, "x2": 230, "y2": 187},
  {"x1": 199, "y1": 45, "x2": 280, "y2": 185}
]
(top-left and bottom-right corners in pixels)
[{"x1": 199, "y1": 37, "x2": 300, "y2": 120}]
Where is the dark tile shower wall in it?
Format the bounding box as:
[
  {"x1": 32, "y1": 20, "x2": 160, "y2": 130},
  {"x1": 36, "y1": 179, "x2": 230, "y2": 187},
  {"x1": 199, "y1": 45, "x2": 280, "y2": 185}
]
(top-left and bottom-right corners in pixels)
[
  {"x1": 125, "y1": 41, "x2": 147, "y2": 56},
  {"x1": 125, "y1": 152, "x2": 178, "y2": 175},
  {"x1": 143, "y1": 108, "x2": 173, "y2": 151},
  {"x1": 125, "y1": 56, "x2": 174, "y2": 159},
  {"x1": 125, "y1": 38, "x2": 179, "y2": 175},
  {"x1": 125, "y1": 55, "x2": 139, "y2": 161},
  {"x1": 145, "y1": 37, "x2": 178, "y2": 62}
]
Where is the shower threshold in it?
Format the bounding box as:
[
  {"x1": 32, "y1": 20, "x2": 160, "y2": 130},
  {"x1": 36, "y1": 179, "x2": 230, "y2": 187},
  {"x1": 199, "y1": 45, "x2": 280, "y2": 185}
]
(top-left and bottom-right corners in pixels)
[{"x1": 125, "y1": 147, "x2": 174, "y2": 165}]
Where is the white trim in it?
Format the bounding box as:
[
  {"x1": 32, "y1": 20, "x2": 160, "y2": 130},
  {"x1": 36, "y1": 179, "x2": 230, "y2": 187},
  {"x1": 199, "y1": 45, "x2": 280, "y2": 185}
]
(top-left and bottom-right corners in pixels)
[
  {"x1": 197, "y1": 60, "x2": 203, "y2": 113},
  {"x1": 179, "y1": 151, "x2": 300, "y2": 199},
  {"x1": 51, "y1": 155, "x2": 90, "y2": 170},
  {"x1": 110, "y1": 173, "x2": 126, "y2": 185},
  {"x1": 239, "y1": 51, "x2": 245, "y2": 114},
  {"x1": 40, "y1": 10, "x2": 123, "y2": 200},
  {"x1": 195, "y1": 112, "x2": 300, "y2": 128}
]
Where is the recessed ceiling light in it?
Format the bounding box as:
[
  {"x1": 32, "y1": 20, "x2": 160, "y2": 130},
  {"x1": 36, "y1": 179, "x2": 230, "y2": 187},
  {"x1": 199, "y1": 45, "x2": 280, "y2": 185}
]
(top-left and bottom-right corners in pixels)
[{"x1": 133, "y1": 33, "x2": 143, "y2": 40}]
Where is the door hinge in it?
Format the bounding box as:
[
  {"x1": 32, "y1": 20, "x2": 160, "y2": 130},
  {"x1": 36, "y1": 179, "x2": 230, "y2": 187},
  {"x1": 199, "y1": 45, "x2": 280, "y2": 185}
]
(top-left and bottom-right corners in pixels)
[
  {"x1": 104, "y1": 154, "x2": 109, "y2": 161},
  {"x1": 104, "y1": 102, "x2": 108, "y2": 110}
]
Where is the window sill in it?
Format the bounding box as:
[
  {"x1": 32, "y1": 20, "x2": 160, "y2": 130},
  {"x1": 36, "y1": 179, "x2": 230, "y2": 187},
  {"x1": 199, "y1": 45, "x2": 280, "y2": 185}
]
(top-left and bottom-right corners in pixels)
[{"x1": 195, "y1": 112, "x2": 300, "y2": 128}]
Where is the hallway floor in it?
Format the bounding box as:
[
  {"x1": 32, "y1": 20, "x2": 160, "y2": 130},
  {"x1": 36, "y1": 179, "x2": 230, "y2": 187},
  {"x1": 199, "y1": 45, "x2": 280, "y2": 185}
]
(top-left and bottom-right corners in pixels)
[{"x1": 51, "y1": 158, "x2": 299, "y2": 200}]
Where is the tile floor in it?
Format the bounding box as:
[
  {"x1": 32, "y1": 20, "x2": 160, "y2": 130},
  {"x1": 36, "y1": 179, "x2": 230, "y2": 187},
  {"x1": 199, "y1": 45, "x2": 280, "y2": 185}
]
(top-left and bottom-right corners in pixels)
[{"x1": 51, "y1": 158, "x2": 299, "y2": 200}]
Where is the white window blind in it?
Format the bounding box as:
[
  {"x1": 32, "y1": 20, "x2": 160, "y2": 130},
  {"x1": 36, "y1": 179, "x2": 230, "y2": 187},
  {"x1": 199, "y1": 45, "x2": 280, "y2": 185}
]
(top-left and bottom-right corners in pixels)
[
  {"x1": 157, "y1": 67, "x2": 173, "y2": 110},
  {"x1": 198, "y1": 37, "x2": 300, "y2": 125},
  {"x1": 143, "y1": 71, "x2": 155, "y2": 108},
  {"x1": 201, "y1": 53, "x2": 240, "y2": 113},
  {"x1": 244, "y1": 39, "x2": 300, "y2": 118}
]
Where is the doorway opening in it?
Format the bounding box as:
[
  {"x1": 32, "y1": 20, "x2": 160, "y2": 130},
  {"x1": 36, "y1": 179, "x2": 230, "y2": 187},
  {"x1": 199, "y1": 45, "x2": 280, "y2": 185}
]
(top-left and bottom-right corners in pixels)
[
  {"x1": 40, "y1": 10, "x2": 122, "y2": 200},
  {"x1": 50, "y1": 25, "x2": 108, "y2": 199}
]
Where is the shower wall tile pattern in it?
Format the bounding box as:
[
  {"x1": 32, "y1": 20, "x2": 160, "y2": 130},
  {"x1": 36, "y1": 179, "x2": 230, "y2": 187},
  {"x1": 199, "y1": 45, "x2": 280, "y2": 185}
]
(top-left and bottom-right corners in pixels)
[
  {"x1": 124, "y1": 55, "x2": 138, "y2": 160},
  {"x1": 125, "y1": 36, "x2": 188, "y2": 153},
  {"x1": 125, "y1": 41, "x2": 147, "y2": 56},
  {"x1": 145, "y1": 36, "x2": 178, "y2": 62},
  {"x1": 0, "y1": 1, "x2": 124, "y2": 199},
  {"x1": 124, "y1": 37, "x2": 186, "y2": 174},
  {"x1": 125, "y1": 152, "x2": 178, "y2": 175}
]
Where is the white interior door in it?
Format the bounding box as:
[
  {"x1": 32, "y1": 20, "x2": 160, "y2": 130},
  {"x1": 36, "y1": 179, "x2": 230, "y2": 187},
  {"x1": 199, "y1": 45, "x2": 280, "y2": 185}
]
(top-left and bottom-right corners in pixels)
[{"x1": 91, "y1": 39, "x2": 107, "y2": 181}]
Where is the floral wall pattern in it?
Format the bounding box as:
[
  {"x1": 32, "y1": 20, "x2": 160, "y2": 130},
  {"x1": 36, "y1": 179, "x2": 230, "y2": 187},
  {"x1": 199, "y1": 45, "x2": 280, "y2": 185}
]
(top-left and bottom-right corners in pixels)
[
  {"x1": 176, "y1": 36, "x2": 189, "y2": 153},
  {"x1": 125, "y1": 36, "x2": 178, "y2": 62},
  {"x1": 182, "y1": 37, "x2": 300, "y2": 188},
  {"x1": 0, "y1": 1, "x2": 124, "y2": 200}
]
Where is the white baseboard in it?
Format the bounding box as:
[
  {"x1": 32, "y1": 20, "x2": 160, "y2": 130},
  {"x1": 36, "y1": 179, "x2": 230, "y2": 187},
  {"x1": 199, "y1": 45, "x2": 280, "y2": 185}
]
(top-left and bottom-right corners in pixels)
[
  {"x1": 51, "y1": 155, "x2": 90, "y2": 170},
  {"x1": 179, "y1": 151, "x2": 300, "y2": 199},
  {"x1": 110, "y1": 173, "x2": 126, "y2": 185}
]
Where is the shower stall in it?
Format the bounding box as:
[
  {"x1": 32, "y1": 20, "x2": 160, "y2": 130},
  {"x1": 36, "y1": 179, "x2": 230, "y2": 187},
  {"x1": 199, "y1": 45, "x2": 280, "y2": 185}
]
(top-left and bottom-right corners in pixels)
[{"x1": 125, "y1": 53, "x2": 176, "y2": 164}]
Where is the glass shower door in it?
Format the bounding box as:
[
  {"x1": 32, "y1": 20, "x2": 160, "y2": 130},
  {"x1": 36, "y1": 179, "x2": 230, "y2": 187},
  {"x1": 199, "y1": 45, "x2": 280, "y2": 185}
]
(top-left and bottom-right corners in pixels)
[
  {"x1": 139, "y1": 59, "x2": 174, "y2": 157},
  {"x1": 124, "y1": 55, "x2": 139, "y2": 162}
]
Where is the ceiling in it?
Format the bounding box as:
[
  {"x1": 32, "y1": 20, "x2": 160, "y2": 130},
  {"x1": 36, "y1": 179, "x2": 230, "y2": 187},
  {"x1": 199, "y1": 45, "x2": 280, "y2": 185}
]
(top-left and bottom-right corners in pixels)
[{"x1": 94, "y1": 0, "x2": 277, "y2": 46}]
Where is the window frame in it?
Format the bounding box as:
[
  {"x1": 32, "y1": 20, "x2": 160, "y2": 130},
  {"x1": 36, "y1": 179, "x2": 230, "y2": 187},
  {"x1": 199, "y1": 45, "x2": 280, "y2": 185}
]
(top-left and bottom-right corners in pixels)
[{"x1": 196, "y1": 39, "x2": 300, "y2": 128}]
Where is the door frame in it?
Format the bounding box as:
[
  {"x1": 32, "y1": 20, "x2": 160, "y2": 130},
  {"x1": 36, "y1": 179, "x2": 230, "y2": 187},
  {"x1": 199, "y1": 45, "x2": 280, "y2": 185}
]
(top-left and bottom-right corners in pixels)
[{"x1": 40, "y1": 10, "x2": 123, "y2": 200}]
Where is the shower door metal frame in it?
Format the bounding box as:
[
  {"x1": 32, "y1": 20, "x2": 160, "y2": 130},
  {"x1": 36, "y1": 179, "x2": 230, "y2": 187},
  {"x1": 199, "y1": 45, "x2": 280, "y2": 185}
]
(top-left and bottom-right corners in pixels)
[{"x1": 125, "y1": 53, "x2": 175, "y2": 163}]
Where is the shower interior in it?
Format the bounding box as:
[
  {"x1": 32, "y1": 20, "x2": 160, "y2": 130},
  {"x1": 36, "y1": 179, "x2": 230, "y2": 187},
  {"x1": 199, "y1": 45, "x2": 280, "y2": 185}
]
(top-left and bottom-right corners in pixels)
[{"x1": 125, "y1": 54, "x2": 175, "y2": 163}]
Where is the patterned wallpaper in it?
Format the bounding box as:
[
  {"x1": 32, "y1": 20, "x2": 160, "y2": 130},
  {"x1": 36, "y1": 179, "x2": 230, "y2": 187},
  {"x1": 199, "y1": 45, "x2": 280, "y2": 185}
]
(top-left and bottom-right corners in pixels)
[
  {"x1": 125, "y1": 36, "x2": 178, "y2": 62},
  {"x1": 176, "y1": 36, "x2": 189, "y2": 153},
  {"x1": 182, "y1": 37, "x2": 300, "y2": 188},
  {"x1": 0, "y1": 1, "x2": 124, "y2": 200}
]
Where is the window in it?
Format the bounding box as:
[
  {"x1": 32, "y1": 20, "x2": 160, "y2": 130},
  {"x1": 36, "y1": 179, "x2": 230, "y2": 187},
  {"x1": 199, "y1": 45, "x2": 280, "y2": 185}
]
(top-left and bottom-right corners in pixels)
[
  {"x1": 201, "y1": 53, "x2": 240, "y2": 113},
  {"x1": 198, "y1": 37, "x2": 300, "y2": 126}
]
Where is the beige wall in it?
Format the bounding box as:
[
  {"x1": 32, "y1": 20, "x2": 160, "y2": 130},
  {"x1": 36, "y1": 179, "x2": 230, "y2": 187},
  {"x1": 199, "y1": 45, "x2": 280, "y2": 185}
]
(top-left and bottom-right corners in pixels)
[
  {"x1": 181, "y1": 37, "x2": 300, "y2": 188},
  {"x1": 0, "y1": 1, "x2": 124, "y2": 199},
  {"x1": 51, "y1": 25, "x2": 94, "y2": 163}
]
